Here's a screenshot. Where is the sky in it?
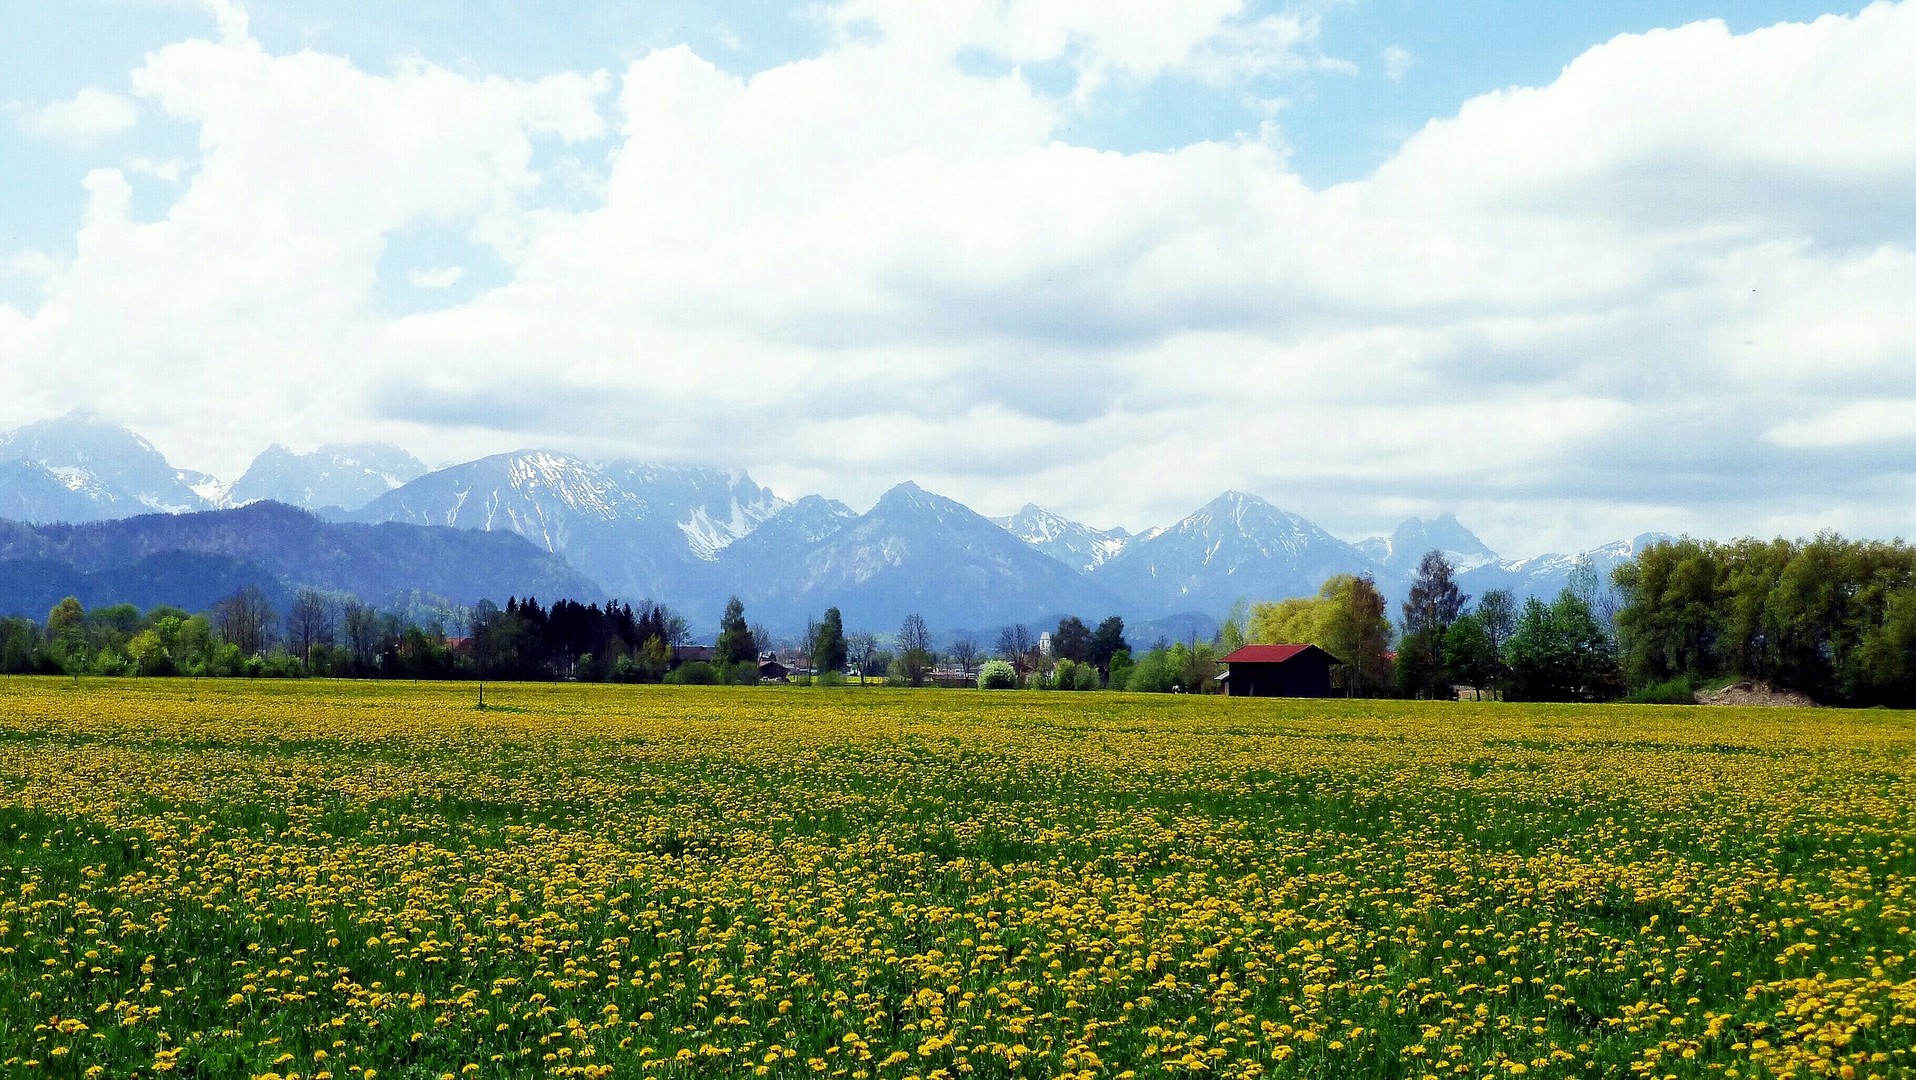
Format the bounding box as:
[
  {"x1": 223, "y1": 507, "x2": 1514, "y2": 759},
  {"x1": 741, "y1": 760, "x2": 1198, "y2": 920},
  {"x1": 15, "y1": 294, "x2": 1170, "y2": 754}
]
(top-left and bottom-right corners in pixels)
[{"x1": 2, "y1": 0, "x2": 1912, "y2": 558}]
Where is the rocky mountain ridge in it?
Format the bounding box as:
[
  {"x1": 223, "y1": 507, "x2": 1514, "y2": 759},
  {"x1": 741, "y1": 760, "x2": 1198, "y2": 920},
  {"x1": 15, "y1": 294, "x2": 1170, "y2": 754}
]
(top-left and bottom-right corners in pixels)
[
  {"x1": 227, "y1": 443, "x2": 427, "y2": 512},
  {"x1": 0, "y1": 413, "x2": 1665, "y2": 631}
]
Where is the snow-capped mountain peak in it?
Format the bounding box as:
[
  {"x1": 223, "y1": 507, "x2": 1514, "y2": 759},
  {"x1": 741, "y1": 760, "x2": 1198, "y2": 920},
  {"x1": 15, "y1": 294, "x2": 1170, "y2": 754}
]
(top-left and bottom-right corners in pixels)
[
  {"x1": 1169, "y1": 491, "x2": 1345, "y2": 563},
  {"x1": 503, "y1": 451, "x2": 628, "y2": 521},
  {"x1": 724, "y1": 480, "x2": 1120, "y2": 629},
  {"x1": 351, "y1": 450, "x2": 788, "y2": 605},
  {"x1": 995, "y1": 503, "x2": 1130, "y2": 573},
  {"x1": 598, "y1": 460, "x2": 786, "y2": 559},
  {"x1": 1362, "y1": 512, "x2": 1502, "y2": 574},
  {"x1": 228, "y1": 442, "x2": 427, "y2": 512},
  {"x1": 1094, "y1": 490, "x2": 1373, "y2": 614},
  {"x1": 0, "y1": 411, "x2": 217, "y2": 520}
]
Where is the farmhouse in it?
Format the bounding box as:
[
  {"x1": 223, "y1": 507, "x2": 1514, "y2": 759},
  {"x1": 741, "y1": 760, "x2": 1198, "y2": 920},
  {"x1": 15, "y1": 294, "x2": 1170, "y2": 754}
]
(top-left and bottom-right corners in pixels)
[
  {"x1": 1217, "y1": 644, "x2": 1338, "y2": 698},
  {"x1": 671, "y1": 645, "x2": 716, "y2": 668}
]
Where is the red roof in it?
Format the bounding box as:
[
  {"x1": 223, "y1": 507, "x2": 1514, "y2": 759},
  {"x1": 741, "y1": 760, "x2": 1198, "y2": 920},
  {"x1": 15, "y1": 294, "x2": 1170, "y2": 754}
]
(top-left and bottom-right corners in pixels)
[{"x1": 1220, "y1": 644, "x2": 1318, "y2": 664}]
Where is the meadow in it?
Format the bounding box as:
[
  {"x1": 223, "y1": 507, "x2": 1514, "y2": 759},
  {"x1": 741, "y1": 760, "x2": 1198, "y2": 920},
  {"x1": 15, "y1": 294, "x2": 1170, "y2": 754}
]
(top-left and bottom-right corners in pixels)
[{"x1": 0, "y1": 680, "x2": 1910, "y2": 1080}]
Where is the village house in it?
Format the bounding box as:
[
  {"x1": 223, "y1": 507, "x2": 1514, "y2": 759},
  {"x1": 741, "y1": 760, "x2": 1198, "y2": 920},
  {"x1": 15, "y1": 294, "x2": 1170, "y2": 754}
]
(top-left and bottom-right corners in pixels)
[{"x1": 1217, "y1": 644, "x2": 1338, "y2": 698}]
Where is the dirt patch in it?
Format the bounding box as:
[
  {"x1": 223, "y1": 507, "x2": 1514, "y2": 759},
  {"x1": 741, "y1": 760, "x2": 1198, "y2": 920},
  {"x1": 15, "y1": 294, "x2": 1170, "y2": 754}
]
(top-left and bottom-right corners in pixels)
[{"x1": 1694, "y1": 681, "x2": 1819, "y2": 707}]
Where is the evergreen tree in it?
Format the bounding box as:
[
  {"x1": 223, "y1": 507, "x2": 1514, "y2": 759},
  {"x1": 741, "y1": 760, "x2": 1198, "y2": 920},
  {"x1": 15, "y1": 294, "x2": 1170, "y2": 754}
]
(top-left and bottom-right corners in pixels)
[
  {"x1": 716, "y1": 596, "x2": 757, "y2": 666},
  {"x1": 1053, "y1": 616, "x2": 1092, "y2": 663},
  {"x1": 1089, "y1": 616, "x2": 1128, "y2": 680},
  {"x1": 812, "y1": 607, "x2": 848, "y2": 674}
]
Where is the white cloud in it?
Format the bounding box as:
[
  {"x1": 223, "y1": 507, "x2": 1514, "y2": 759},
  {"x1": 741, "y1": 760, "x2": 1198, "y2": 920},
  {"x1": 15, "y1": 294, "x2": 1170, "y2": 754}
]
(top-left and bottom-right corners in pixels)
[
  {"x1": 16, "y1": 87, "x2": 139, "y2": 147},
  {"x1": 828, "y1": 0, "x2": 1336, "y2": 98},
  {"x1": 407, "y1": 266, "x2": 465, "y2": 289},
  {"x1": 1766, "y1": 401, "x2": 1916, "y2": 448},
  {"x1": 126, "y1": 156, "x2": 188, "y2": 183},
  {"x1": 1381, "y1": 44, "x2": 1413, "y2": 82},
  {"x1": 7, "y1": 2, "x2": 1916, "y2": 556},
  {"x1": 7, "y1": 250, "x2": 60, "y2": 283},
  {"x1": 197, "y1": 0, "x2": 249, "y2": 41}
]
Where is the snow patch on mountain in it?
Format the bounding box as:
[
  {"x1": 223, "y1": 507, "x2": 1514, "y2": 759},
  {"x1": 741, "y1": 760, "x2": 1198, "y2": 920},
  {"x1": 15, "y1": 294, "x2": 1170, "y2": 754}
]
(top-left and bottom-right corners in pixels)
[
  {"x1": 1095, "y1": 491, "x2": 1376, "y2": 616},
  {"x1": 186, "y1": 474, "x2": 232, "y2": 508},
  {"x1": 1362, "y1": 513, "x2": 1502, "y2": 575},
  {"x1": 351, "y1": 451, "x2": 789, "y2": 604},
  {"x1": 0, "y1": 412, "x2": 217, "y2": 519},
  {"x1": 994, "y1": 503, "x2": 1130, "y2": 573},
  {"x1": 229, "y1": 443, "x2": 425, "y2": 511},
  {"x1": 724, "y1": 481, "x2": 1121, "y2": 631},
  {"x1": 1459, "y1": 533, "x2": 1675, "y2": 606}
]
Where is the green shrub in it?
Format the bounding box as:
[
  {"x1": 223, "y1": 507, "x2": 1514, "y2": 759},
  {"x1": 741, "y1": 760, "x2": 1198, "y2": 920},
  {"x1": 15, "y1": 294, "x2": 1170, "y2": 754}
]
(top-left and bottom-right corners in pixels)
[
  {"x1": 1052, "y1": 660, "x2": 1080, "y2": 690},
  {"x1": 1624, "y1": 676, "x2": 1697, "y2": 705},
  {"x1": 666, "y1": 661, "x2": 717, "y2": 686},
  {"x1": 977, "y1": 659, "x2": 1017, "y2": 689},
  {"x1": 817, "y1": 670, "x2": 847, "y2": 687},
  {"x1": 1124, "y1": 650, "x2": 1179, "y2": 693},
  {"x1": 1050, "y1": 659, "x2": 1100, "y2": 691}
]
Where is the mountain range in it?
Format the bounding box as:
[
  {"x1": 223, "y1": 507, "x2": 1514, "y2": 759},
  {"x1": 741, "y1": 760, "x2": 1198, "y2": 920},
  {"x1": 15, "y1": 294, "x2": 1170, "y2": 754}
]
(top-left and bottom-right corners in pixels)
[
  {"x1": 0, "y1": 501, "x2": 592, "y2": 621},
  {"x1": 227, "y1": 443, "x2": 427, "y2": 512},
  {"x1": 0, "y1": 412, "x2": 1663, "y2": 634}
]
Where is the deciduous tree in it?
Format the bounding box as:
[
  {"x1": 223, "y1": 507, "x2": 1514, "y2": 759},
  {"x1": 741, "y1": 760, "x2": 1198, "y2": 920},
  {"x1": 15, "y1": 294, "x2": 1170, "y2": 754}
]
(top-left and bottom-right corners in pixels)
[
  {"x1": 1053, "y1": 616, "x2": 1091, "y2": 663},
  {"x1": 847, "y1": 631, "x2": 879, "y2": 684},
  {"x1": 212, "y1": 586, "x2": 275, "y2": 658},
  {"x1": 1320, "y1": 574, "x2": 1393, "y2": 695},
  {"x1": 948, "y1": 636, "x2": 980, "y2": 676},
  {"x1": 1399, "y1": 552, "x2": 1468, "y2": 699},
  {"x1": 287, "y1": 589, "x2": 334, "y2": 664},
  {"x1": 995, "y1": 624, "x2": 1033, "y2": 674},
  {"x1": 897, "y1": 614, "x2": 934, "y2": 687}
]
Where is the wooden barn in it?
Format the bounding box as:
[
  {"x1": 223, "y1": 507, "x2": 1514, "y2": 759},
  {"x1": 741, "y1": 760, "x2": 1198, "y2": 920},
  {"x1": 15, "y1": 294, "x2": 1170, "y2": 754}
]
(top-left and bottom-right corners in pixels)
[
  {"x1": 670, "y1": 645, "x2": 716, "y2": 668},
  {"x1": 1218, "y1": 644, "x2": 1338, "y2": 698}
]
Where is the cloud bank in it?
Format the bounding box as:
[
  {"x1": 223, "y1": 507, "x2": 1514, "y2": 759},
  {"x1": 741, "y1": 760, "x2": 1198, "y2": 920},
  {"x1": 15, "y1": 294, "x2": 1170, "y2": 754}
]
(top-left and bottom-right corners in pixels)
[{"x1": 2, "y1": 0, "x2": 1914, "y2": 555}]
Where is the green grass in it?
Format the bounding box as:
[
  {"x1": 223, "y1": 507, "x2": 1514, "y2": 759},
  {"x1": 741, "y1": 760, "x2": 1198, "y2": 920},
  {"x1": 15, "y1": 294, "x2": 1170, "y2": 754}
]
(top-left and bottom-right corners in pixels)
[{"x1": 0, "y1": 679, "x2": 1910, "y2": 1079}]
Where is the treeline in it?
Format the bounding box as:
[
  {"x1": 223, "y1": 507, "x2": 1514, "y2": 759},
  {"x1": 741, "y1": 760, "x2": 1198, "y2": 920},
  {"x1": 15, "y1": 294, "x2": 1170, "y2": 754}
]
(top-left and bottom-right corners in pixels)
[
  {"x1": 972, "y1": 616, "x2": 1133, "y2": 689},
  {"x1": 1221, "y1": 532, "x2": 1916, "y2": 706},
  {"x1": 469, "y1": 596, "x2": 693, "y2": 682},
  {"x1": 0, "y1": 588, "x2": 467, "y2": 679},
  {"x1": 1227, "y1": 560, "x2": 1624, "y2": 702},
  {"x1": 8, "y1": 530, "x2": 1915, "y2": 705},
  {"x1": 1615, "y1": 534, "x2": 1916, "y2": 706},
  {"x1": 0, "y1": 587, "x2": 704, "y2": 683}
]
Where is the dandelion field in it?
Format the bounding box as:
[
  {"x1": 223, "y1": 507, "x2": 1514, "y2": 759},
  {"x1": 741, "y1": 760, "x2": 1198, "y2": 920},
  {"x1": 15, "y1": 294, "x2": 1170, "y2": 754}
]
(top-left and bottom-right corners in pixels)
[{"x1": 0, "y1": 680, "x2": 1911, "y2": 1080}]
